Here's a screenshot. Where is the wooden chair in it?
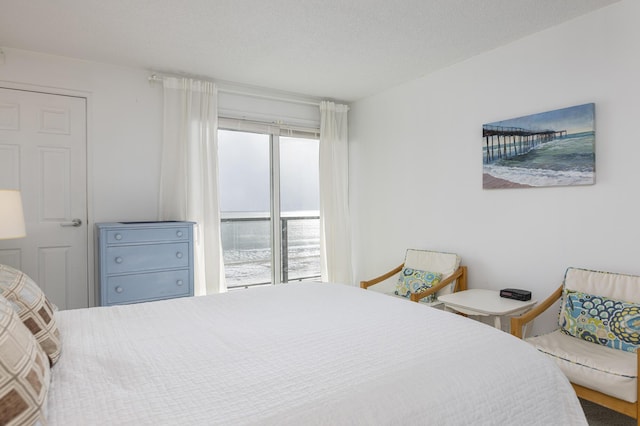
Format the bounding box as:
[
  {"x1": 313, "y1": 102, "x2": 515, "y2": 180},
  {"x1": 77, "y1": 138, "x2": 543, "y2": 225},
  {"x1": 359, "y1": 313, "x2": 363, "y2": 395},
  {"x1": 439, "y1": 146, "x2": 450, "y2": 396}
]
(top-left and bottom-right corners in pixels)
[
  {"x1": 511, "y1": 267, "x2": 640, "y2": 424},
  {"x1": 360, "y1": 249, "x2": 467, "y2": 306}
]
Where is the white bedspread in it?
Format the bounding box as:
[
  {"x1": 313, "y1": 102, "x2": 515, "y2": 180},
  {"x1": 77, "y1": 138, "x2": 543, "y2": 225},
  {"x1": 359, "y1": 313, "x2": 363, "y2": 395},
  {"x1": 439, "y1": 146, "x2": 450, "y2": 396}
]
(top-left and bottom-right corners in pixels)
[{"x1": 48, "y1": 282, "x2": 586, "y2": 425}]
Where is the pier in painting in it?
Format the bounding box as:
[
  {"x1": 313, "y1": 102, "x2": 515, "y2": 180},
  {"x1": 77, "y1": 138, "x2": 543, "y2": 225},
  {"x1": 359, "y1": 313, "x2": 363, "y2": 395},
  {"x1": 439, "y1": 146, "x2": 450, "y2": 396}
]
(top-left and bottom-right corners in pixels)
[{"x1": 483, "y1": 125, "x2": 567, "y2": 164}]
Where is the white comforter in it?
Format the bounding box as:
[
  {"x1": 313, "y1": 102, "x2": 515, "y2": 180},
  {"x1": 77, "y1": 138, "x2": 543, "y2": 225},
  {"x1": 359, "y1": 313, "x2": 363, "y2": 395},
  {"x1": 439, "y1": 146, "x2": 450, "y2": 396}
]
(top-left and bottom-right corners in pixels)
[{"x1": 48, "y1": 282, "x2": 586, "y2": 425}]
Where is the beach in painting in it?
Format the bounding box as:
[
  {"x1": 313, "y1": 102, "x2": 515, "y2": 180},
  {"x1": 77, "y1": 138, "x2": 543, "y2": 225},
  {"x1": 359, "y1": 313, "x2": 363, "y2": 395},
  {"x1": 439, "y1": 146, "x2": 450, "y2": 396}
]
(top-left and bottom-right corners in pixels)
[
  {"x1": 482, "y1": 104, "x2": 595, "y2": 189},
  {"x1": 482, "y1": 173, "x2": 532, "y2": 189}
]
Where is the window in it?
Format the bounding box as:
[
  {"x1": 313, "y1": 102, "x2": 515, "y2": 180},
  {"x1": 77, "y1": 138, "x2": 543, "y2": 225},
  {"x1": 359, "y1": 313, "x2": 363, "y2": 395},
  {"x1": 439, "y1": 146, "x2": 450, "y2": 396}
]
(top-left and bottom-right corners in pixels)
[{"x1": 218, "y1": 122, "x2": 319, "y2": 288}]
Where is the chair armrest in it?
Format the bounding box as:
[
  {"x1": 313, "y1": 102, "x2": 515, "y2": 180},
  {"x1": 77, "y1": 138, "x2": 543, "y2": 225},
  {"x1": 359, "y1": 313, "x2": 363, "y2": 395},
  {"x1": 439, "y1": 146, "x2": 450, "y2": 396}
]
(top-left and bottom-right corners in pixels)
[
  {"x1": 510, "y1": 284, "x2": 563, "y2": 339},
  {"x1": 410, "y1": 266, "x2": 467, "y2": 302},
  {"x1": 455, "y1": 266, "x2": 468, "y2": 292},
  {"x1": 360, "y1": 264, "x2": 404, "y2": 289}
]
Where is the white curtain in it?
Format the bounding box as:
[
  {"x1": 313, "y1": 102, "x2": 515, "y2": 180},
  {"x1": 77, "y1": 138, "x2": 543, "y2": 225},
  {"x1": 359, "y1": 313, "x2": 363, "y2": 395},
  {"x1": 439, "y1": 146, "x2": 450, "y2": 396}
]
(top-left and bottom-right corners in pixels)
[
  {"x1": 319, "y1": 101, "x2": 353, "y2": 284},
  {"x1": 159, "y1": 77, "x2": 226, "y2": 295}
]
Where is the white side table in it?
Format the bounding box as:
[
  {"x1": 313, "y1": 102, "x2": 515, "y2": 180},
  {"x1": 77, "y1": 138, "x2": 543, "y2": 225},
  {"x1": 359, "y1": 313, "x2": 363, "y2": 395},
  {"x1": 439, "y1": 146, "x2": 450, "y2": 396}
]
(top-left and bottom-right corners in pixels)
[{"x1": 438, "y1": 289, "x2": 537, "y2": 332}]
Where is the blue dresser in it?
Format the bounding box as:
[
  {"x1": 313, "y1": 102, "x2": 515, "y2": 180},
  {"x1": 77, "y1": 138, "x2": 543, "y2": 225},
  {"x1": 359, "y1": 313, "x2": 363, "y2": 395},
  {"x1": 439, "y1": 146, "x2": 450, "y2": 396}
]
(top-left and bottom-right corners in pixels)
[{"x1": 96, "y1": 221, "x2": 195, "y2": 306}]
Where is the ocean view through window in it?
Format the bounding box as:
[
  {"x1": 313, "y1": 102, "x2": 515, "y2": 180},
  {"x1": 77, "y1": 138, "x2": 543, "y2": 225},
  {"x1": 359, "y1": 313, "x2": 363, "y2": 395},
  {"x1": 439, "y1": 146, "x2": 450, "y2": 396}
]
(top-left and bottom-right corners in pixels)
[{"x1": 218, "y1": 128, "x2": 320, "y2": 288}]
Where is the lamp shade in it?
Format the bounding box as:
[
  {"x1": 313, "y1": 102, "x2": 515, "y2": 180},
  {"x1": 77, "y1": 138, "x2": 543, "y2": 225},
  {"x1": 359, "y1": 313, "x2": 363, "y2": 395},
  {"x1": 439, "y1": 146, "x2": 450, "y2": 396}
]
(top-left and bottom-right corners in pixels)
[{"x1": 0, "y1": 190, "x2": 26, "y2": 239}]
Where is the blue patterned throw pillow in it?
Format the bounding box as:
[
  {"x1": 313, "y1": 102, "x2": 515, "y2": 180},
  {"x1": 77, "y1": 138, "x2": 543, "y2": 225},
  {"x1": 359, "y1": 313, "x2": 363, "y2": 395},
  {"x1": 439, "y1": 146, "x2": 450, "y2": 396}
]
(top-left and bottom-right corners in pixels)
[
  {"x1": 561, "y1": 290, "x2": 640, "y2": 353},
  {"x1": 394, "y1": 268, "x2": 442, "y2": 303}
]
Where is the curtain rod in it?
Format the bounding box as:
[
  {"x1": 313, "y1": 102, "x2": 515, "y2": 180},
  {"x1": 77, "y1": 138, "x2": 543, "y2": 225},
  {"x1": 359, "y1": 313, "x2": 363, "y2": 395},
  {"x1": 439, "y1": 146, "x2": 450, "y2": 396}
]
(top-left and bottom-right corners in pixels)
[{"x1": 148, "y1": 73, "x2": 322, "y2": 107}]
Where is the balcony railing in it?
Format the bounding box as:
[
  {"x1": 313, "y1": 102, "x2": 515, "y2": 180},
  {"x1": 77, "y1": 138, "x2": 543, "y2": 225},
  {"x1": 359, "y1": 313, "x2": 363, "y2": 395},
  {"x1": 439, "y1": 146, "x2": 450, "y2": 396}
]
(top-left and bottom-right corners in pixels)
[{"x1": 221, "y1": 214, "x2": 320, "y2": 289}]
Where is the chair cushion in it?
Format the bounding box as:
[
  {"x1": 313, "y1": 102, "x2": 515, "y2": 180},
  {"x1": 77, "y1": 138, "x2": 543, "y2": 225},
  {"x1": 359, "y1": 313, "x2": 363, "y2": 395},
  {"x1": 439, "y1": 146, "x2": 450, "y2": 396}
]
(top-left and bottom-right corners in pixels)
[
  {"x1": 527, "y1": 330, "x2": 637, "y2": 403},
  {"x1": 386, "y1": 292, "x2": 445, "y2": 308},
  {"x1": 394, "y1": 268, "x2": 442, "y2": 303},
  {"x1": 0, "y1": 264, "x2": 61, "y2": 366},
  {"x1": 561, "y1": 290, "x2": 640, "y2": 353},
  {"x1": 404, "y1": 249, "x2": 461, "y2": 297},
  {"x1": 562, "y1": 267, "x2": 640, "y2": 306}
]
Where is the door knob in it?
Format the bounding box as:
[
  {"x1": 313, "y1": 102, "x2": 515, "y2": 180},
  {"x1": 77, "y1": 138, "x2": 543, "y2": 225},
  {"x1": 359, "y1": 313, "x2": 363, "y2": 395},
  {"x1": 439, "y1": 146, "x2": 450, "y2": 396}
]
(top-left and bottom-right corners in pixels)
[{"x1": 60, "y1": 218, "x2": 83, "y2": 227}]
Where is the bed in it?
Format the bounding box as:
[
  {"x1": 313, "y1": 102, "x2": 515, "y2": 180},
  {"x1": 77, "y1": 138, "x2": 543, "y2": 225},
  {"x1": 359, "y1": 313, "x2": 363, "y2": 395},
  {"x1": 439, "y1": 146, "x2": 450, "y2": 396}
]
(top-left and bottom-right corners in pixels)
[{"x1": 32, "y1": 282, "x2": 586, "y2": 425}]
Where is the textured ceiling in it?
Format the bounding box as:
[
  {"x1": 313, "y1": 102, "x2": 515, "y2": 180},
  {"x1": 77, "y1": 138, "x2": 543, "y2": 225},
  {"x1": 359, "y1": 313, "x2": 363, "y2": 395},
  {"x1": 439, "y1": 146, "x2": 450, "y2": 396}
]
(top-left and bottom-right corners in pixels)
[{"x1": 0, "y1": 0, "x2": 620, "y2": 102}]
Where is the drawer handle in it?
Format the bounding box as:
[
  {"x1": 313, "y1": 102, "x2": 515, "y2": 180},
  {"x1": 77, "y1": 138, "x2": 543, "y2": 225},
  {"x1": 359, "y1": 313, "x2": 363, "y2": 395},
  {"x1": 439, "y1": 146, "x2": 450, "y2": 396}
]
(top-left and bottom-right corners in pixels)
[
  {"x1": 176, "y1": 280, "x2": 184, "y2": 286},
  {"x1": 115, "y1": 256, "x2": 123, "y2": 264},
  {"x1": 115, "y1": 233, "x2": 122, "y2": 240},
  {"x1": 176, "y1": 230, "x2": 183, "y2": 238},
  {"x1": 176, "y1": 252, "x2": 183, "y2": 259},
  {"x1": 115, "y1": 286, "x2": 124, "y2": 294}
]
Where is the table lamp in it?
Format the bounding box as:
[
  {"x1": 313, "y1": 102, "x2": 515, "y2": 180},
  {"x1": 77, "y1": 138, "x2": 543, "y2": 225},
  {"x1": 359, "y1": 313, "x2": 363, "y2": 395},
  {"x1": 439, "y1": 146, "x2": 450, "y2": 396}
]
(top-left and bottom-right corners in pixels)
[{"x1": 0, "y1": 189, "x2": 26, "y2": 239}]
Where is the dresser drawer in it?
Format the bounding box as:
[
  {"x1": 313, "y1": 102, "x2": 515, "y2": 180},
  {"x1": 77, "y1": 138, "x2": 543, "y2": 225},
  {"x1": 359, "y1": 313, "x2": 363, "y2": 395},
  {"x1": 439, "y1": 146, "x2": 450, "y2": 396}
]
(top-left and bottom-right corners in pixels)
[
  {"x1": 104, "y1": 242, "x2": 189, "y2": 274},
  {"x1": 105, "y1": 226, "x2": 190, "y2": 244},
  {"x1": 104, "y1": 270, "x2": 191, "y2": 305}
]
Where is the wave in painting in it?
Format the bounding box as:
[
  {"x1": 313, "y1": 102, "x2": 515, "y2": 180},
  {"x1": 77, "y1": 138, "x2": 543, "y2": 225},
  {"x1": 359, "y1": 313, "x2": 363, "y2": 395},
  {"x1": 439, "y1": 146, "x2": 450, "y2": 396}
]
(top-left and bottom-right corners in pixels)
[{"x1": 483, "y1": 131, "x2": 594, "y2": 188}]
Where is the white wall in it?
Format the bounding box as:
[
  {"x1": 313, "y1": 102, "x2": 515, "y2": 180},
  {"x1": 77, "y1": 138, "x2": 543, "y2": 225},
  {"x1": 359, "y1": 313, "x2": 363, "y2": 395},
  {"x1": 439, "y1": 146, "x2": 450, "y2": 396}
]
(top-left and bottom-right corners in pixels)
[
  {"x1": 0, "y1": 48, "x2": 164, "y2": 223},
  {"x1": 349, "y1": 0, "x2": 640, "y2": 333}
]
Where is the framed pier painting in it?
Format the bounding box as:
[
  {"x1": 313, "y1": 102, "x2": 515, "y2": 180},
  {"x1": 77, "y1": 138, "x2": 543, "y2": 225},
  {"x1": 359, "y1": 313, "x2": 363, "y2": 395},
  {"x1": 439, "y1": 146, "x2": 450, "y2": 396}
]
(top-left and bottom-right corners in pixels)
[{"x1": 482, "y1": 103, "x2": 595, "y2": 189}]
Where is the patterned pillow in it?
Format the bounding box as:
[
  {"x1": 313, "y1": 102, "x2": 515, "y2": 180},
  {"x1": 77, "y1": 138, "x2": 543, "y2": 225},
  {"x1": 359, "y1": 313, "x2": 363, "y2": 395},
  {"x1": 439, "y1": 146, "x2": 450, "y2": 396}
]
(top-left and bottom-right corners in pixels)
[
  {"x1": 561, "y1": 290, "x2": 640, "y2": 353},
  {"x1": 395, "y1": 268, "x2": 442, "y2": 303},
  {"x1": 0, "y1": 295, "x2": 50, "y2": 426},
  {"x1": 0, "y1": 264, "x2": 61, "y2": 365}
]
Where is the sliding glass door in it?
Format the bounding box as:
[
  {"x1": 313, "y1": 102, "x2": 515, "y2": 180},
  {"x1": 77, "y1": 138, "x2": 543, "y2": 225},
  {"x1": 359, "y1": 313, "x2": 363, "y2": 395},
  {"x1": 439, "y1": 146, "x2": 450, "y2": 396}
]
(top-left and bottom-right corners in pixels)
[
  {"x1": 218, "y1": 130, "x2": 272, "y2": 286},
  {"x1": 279, "y1": 136, "x2": 320, "y2": 282},
  {"x1": 218, "y1": 126, "x2": 319, "y2": 288}
]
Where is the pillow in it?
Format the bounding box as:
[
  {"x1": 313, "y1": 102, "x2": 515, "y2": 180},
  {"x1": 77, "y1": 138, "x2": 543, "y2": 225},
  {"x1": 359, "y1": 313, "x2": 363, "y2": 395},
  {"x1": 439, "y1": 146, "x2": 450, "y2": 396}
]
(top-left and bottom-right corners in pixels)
[
  {"x1": 394, "y1": 268, "x2": 442, "y2": 303},
  {"x1": 0, "y1": 264, "x2": 61, "y2": 365},
  {"x1": 561, "y1": 290, "x2": 640, "y2": 353},
  {"x1": 0, "y1": 295, "x2": 50, "y2": 426}
]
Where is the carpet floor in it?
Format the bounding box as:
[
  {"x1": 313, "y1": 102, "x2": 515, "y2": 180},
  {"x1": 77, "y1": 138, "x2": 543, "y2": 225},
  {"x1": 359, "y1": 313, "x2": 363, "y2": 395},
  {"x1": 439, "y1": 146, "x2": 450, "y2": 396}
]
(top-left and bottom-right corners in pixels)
[{"x1": 581, "y1": 399, "x2": 635, "y2": 425}]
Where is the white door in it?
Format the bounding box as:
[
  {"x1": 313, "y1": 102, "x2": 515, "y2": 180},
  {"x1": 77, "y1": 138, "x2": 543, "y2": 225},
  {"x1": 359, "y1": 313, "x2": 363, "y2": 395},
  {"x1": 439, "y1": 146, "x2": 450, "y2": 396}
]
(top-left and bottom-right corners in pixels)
[{"x1": 0, "y1": 87, "x2": 88, "y2": 310}]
